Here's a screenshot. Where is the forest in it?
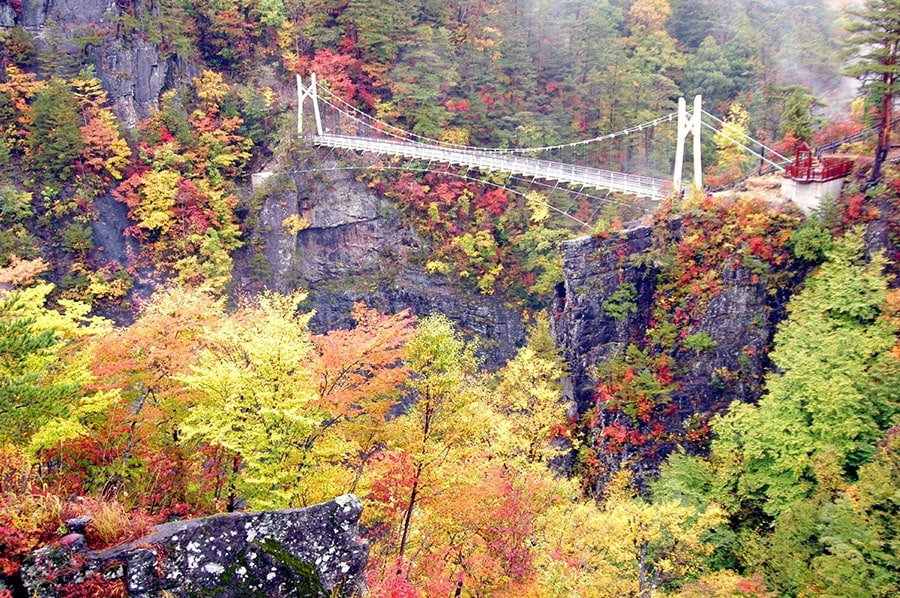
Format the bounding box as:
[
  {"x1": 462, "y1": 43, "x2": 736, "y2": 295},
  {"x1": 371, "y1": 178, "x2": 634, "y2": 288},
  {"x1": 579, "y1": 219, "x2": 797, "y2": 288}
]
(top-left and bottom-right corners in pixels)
[{"x1": 0, "y1": 0, "x2": 899, "y2": 595}]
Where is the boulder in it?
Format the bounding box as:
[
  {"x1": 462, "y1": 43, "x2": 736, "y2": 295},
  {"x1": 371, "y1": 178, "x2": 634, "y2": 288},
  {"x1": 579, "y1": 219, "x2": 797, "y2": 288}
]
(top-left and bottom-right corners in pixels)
[{"x1": 21, "y1": 495, "x2": 368, "y2": 597}]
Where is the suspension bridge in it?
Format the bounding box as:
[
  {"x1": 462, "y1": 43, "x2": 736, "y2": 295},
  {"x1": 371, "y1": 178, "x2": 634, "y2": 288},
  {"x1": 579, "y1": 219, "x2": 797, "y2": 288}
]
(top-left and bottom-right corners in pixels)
[{"x1": 295, "y1": 74, "x2": 792, "y2": 211}]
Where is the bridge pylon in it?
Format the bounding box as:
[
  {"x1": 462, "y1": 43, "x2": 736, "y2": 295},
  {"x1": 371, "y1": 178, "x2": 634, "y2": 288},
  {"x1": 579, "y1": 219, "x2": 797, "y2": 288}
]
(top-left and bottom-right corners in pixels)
[
  {"x1": 297, "y1": 73, "x2": 323, "y2": 136},
  {"x1": 673, "y1": 95, "x2": 702, "y2": 194}
]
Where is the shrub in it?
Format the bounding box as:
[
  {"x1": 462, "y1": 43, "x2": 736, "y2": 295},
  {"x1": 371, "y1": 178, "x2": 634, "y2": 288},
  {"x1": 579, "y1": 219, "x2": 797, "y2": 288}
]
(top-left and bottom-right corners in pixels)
[
  {"x1": 603, "y1": 283, "x2": 638, "y2": 321},
  {"x1": 0, "y1": 187, "x2": 33, "y2": 224},
  {"x1": 74, "y1": 497, "x2": 155, "y2": 549},
  {"x1": 788, "y1": 221, "x2": 833, "y2": 262},
  {"x1": 684, "y1": 331, "x2": 717, "y2": 354},
  {"x1": 61, "y1": 223, "x2": 94, "y2": 254}
]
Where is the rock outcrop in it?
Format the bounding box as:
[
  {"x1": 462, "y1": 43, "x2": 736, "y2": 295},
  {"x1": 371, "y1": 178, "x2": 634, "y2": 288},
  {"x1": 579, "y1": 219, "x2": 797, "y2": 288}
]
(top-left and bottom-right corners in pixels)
[
  {"x1": 553, "y1": 216, "x2": 805, "y2": 442},
  {"x1": 11, "y1": 0, "x2": 197, "y2": 126},
  {"x1": 552, "y1": 225, "x2": 659, "y2": 409},
  {"x1": 250, "y1": 165, "x2": 527, "y2": 366},
  {"x1": 21, "y1": 495, "x2": 368, "y2": 597}
]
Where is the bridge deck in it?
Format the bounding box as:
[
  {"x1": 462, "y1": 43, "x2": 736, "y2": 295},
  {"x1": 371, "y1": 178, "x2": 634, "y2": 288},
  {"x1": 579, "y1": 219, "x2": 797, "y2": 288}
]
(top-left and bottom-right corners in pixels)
[{"x1": 308, "y1": 134, "x2": 668, "y2": 200}]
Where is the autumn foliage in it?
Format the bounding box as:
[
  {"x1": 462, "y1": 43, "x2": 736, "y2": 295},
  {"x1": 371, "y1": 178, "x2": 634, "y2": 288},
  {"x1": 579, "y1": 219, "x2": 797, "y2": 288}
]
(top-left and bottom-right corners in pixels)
[{"x1": 0, "y1": 0, "x2": 895, "y2": 595}]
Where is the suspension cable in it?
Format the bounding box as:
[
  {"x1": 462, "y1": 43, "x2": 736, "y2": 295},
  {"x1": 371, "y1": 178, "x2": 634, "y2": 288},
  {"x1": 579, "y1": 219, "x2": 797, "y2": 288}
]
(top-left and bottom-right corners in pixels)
[
  {"x1": 277, "y1": 163, "x2": 603, "y2": 228},
  {"x1": 698, "y1": 119, "x2": 787, "y2": 171},
  {"x1": 280, "y1": 148, "x2": 650, "y2": 226},
  {"x1": 700, "y1": 109, "x2": 790, "y2": 163},
  {"x1": 314, "y1": 81, "x2": 792, "y2": 176},
  {"x1": 312, "y1": 83, "x2": 678, "y2": 155}
]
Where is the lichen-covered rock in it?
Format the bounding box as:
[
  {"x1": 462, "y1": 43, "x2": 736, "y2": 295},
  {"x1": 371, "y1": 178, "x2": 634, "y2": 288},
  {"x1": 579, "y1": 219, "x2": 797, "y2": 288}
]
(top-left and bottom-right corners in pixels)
[{"x1": 21, "y1": 495, "x2": 368, "y2": 597}]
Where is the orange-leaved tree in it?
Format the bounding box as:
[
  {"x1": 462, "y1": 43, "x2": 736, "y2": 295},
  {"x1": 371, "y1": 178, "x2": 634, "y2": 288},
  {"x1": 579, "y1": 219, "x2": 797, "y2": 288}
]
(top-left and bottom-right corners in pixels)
[
  {"x1": 41, "y1": 286, "x2": 225, "y2": 512},
  {"x1": 309, "y1": 303, "x2": 415, "y2": 496}
]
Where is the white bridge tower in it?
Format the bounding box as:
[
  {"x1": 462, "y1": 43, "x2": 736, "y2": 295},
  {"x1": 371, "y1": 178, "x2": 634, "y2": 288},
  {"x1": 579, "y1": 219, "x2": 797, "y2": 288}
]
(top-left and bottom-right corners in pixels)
[
  {"x1": 297, "y1": 73, "x2": 323, "y2": 136},
  {"x1": 673, "y1": 95, "x2": 702, "y2": 193}
]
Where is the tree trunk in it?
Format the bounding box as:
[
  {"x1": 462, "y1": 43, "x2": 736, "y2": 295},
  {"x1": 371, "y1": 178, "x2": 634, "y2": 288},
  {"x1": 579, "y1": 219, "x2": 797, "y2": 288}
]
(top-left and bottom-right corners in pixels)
[
  {"x1": 397, "y1": 462, "x2": 422, "y2": 565},
  {"x1": 398, "y1": 388, "x2": 434, "y2": 562},
  {"x1": 871, "y1": 83, "x2": 893, "y2": 183},
  {"x1": 871, "y1": 47, "x2": 896, "y2": 184},
  {"x1": 637, "y1": 539, "x2": 651, "y2": 598}
]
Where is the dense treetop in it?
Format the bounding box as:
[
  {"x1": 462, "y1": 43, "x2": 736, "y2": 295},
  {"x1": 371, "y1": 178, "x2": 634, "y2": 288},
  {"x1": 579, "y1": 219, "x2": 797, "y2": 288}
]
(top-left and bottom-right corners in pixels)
[{"x1": 0, "y1": 0, "x2": 899, "y2": 595}]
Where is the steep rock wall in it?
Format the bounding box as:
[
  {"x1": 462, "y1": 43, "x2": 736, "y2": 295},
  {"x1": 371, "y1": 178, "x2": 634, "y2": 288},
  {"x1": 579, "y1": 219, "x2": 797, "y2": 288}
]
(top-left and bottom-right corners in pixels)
[
  {"x1": 553, "y1": 217, "x2": 804, "y2": 462},
  {"x1": 555, "y1": 227, "x2": 781, "y2": 412},
  {"x1": 9, "y1": 0, "x2": 196, "y2": 126},
  {"x1": 249, "y1": 164, "x2": 526, "y2": 365}
]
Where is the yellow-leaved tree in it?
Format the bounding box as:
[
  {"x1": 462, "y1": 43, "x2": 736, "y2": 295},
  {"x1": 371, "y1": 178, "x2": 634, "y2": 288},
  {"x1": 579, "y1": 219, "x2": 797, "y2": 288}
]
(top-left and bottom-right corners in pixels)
[
  {"x1": 533, "y1": 471, "x2": 725, "y2": 597},
  {"x1": 0, "y1": 279, "x2": 113, "y2": 451},
  {"x1": 180, "y1": 291, "x2": 323, "y2": 510},
  {"x1": 179, "y1": 293, "x2": 417, "y2": 511},
  {"x1": 489, "y1": 312, "x2": 570, "y2": 465},
  {"x1": 710, "y1": 101, "x2": 753, "y2": 184},
  {"x1": 133, "y1": 169, "x2": 179, "y2": 234}
]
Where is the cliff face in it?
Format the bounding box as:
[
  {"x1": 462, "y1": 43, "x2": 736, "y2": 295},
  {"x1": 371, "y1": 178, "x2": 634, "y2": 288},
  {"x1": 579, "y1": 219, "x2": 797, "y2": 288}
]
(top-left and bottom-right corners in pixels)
[
  {"x1": 248, "y1": 164, "x2": 526, "y2": 366},
  {"x1": 94, "y1": 36, "x2": 197, "y2": 128},
  {"x1": 8, "y1": 0, "x2": 196, "y2": 125},
  {"x1": 554, "y1": 221, "x2": 788, "y2": 413},
  {"x1": 552, "y1": 202, "x2": 811, "y2": 485}
]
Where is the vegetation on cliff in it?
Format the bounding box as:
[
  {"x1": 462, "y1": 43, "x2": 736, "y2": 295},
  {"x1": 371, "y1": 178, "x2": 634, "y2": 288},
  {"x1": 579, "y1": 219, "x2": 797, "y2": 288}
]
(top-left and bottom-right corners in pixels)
[{"x1": 0, "y1": 0, "x2": 898, "y2": 595}]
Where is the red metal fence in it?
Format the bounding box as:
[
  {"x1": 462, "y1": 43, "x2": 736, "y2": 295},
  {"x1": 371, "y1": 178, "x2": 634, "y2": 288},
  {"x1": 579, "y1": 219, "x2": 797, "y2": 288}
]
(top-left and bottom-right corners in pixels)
[{"x1": 785, "y1": 157, "x2": 854, "y2": 182}]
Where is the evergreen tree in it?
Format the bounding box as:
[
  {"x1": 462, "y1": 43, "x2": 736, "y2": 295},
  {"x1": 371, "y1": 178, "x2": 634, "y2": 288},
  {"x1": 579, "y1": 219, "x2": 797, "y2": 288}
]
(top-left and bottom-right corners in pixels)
[
  {"x1": 711, "y1": 231, "x2": 899, "y2": 517},
  {"x1": 0, "y1": 284, "x2": 109, "y2": 443},
  {"x1": 722, "y1": 13, "x2": 768, "y2": 97},
  {"x1": 844, "y1": 0, "x2": 900, "y2": 183},
  {"x1": 388, "y1": 25, "x2": 459, "y2": 138},
  {"x1": 26, "y1": 78, "x2": 82, "y2": 182},
  {"x1": 811, "y1": 428, "x2": 900, "y2": 596},
  {"x1": 0, "y1": 295, "x2": 62, "y2": 439},
  {"x1": 778, "y1": 85, "x2": 824, "y2": 145},
  {"x1": 683, "y1": 36, "x2": 735, "y2": 111},
  {"x1": 338, "y1": 0, "x2": 415, "y2": 81},
  {"x1": 563, "y1": 0, "x2": 625, "y2": 135},
  {"x1": 667, "y1": 0, "x2": 720, "y2": 51}
]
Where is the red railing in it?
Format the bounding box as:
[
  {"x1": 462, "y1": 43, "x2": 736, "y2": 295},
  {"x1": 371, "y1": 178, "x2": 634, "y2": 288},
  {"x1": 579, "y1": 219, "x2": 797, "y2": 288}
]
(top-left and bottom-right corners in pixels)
[{"x1": 785, "y1": 157, "x2": 854, "y2": 182}]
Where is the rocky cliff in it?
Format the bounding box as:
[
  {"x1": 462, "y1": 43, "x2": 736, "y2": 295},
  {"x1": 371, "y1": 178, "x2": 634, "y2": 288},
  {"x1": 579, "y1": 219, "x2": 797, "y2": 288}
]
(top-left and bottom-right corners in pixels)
[
  {"x1": 554, "y1": 220, "x2": 792, "y2": 413},
  {"x1": 8, "y1": 0, "x2": 196, "y2": 126},
  {"x1": 551, "y1": 198, "x2": 813, "y2": 486},
  {"x1": 247, "y1": 162, "x2": 527, "y2": 365},
  {"x1": 21, "y1": 495, "x2": 368, "y2": 597}
]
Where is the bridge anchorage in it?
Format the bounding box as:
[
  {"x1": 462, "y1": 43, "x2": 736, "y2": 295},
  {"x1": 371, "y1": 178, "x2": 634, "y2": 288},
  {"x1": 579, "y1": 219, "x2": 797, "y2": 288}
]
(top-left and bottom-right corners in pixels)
[{"x1": 295, "y1": 73, "x2": 791, "y2": 208}]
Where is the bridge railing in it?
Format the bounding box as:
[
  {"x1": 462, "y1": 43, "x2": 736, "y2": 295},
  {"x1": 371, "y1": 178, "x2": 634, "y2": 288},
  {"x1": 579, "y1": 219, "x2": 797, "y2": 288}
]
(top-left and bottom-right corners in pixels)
[
  {"x1": 785, "y1": 157, "x2": 854, "y2": 182},
  {"x1": 309, "y1": 134, "x2": 668, "y2": 199},
  {"x1": 814, "y1": 115, "x2": 900, "y2": 159}
]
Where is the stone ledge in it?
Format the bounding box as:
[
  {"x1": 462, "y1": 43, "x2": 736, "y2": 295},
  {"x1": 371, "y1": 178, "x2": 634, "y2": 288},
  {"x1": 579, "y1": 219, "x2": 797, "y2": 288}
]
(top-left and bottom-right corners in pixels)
[{"x1": 22, "y1": 494, "x2": 368, "y2": 597}]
